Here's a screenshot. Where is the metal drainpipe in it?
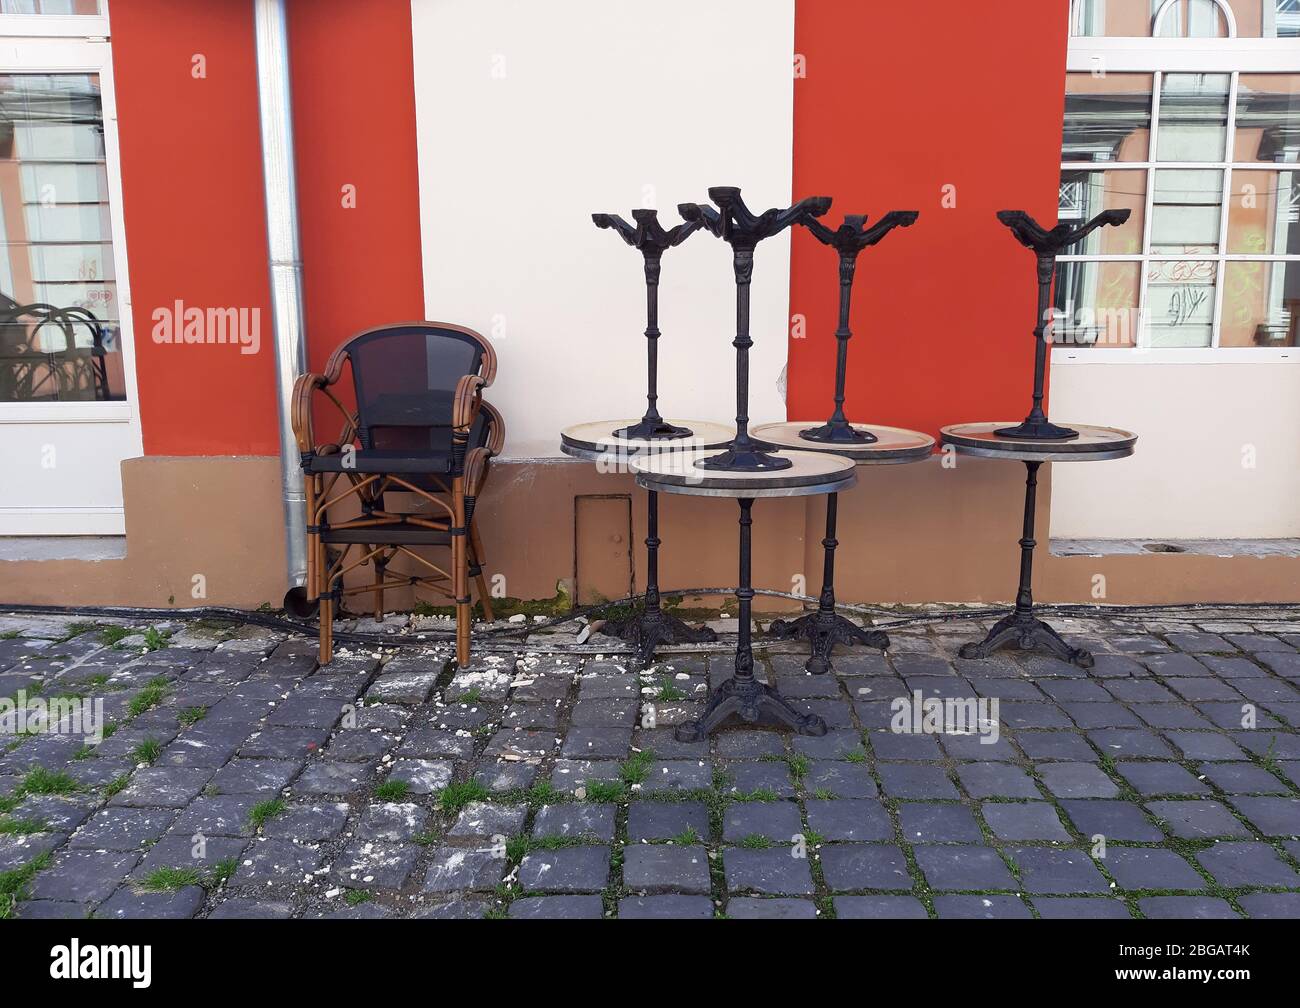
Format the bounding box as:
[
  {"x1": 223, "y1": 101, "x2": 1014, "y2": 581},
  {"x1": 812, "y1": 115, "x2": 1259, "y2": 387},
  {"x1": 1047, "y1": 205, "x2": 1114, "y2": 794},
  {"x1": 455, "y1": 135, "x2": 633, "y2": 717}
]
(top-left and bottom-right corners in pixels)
[{"x1": 253, "y1": 0, "x2": 307, "y2": 594}]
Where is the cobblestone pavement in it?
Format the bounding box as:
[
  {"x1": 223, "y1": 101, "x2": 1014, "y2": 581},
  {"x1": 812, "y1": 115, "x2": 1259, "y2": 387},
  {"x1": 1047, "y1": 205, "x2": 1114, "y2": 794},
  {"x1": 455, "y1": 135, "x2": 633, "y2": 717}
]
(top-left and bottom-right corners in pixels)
[{"x1": 2, "y1": 607, "x2": 1299, "y2": 919}]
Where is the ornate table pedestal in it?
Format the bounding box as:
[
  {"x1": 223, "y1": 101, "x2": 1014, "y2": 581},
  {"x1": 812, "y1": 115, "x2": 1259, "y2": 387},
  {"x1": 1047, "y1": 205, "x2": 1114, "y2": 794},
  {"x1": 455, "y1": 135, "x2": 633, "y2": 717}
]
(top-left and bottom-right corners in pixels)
[
  {"x1": 561, "y1": 419, "x2": 733, "y2": 665},
  {"x1": 632, "y1": 449, "x2": 856, "y2": 741},
  {"x1": 940, "y1": 422, "x2": 1137, "y2": 669},
  {"x1": 752, "y1": 422, "x2": 934, "y2": 674}
]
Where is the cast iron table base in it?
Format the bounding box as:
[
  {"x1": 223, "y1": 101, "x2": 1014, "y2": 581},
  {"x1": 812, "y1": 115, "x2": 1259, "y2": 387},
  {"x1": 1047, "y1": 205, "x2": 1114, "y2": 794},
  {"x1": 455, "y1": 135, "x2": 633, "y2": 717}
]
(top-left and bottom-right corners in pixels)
[
  {"x1": 753, "y1": 422, "x2": 934, "y2": 674},
  {"x1": 632, "y1": 448, "x2": 856, "y2": 741},
  {"x1": 560, "y1": 422, "x2": 731, "y2": 666},
  {"x1": 956, "y1": 460, "x2": 1093, "y2": 667},
  {"x1": 767, "y1": 493, "x2": 889, "y2": 672},
  {"x1": 993, "y1": 207, "x2": 1131, "y2": 442},
  {"x1": 675, "y1": 499, "x2": 827, "y2": 742},
  {"x1": 600, "y1": 489, "x2": 716, "y2": 666},
  {"x1": 591, "y1": 208, "x2": 703, "y2": 443},
  {"x1": 941, "y1": 423, "x2": 1137, "y2": 670},
  {"x1": 796, "y1": 210, "x2": 918, "y2": 445},
  {"x1": 679, "y1": 187, "x2": 830, "y2": 472}
]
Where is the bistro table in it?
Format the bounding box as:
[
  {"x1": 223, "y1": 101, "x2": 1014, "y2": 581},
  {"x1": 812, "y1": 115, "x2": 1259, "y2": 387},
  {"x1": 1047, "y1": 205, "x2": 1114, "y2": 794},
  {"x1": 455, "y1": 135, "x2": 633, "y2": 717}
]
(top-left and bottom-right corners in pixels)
[
  {"x1": 940, "y1": 422, "x2": 1137, "y2": 668},
  {"x1": 631, "y1": 447, "x2": 857, "y2": 740},
  {"x1": 752, "y1": 421, "x2": 934, "y2": 673},
  {"x1": 561, "y1": 419, "x2": 733, "y2": 664}
]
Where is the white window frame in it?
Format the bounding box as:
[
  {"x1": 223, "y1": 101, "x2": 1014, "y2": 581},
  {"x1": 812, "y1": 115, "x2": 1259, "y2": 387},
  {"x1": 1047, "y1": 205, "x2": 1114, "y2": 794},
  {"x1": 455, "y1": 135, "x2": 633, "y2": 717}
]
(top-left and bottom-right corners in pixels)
[
  {"x1": 0, "y1": 15, "x2": 141, "y2": 426},
  {"x1": 1059, "y1": 0, "x2": 1300, "y2": 364},
  {"x1": 0, "y1": 3, "x2": 108, "y2": 41}
]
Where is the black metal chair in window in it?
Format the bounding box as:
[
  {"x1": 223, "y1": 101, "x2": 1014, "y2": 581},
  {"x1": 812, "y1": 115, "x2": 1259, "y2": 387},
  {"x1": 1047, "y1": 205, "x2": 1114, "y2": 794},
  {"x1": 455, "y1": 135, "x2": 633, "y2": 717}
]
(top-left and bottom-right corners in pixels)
[
  {"x1": 290, "y1": 322, "x2": 502, "y2": 666},
  {"x1": 0, "y1": 292, "x2": 111, "y2": 402}
]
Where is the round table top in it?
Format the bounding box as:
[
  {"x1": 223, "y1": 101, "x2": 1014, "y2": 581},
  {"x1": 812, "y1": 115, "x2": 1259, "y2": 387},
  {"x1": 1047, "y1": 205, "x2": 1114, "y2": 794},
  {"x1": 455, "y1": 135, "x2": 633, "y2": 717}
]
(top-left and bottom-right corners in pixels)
[
  {"x1": 560, "y1": 418, "x2": 734, "y2": 462},
  {"x1": 940, "y1": 422, "x2": 1137, "y2": 462},
  {"x1": 631, "y1": 448, "x2": 856, "y2": 498},
  {"x1": 752, "y1": 421, "x2": 934, "y2": 464}
]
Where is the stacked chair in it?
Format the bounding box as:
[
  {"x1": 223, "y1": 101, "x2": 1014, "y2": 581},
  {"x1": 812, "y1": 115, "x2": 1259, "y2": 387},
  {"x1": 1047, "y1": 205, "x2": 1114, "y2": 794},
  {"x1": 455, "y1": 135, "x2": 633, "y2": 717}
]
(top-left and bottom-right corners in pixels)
[{"x1": 290, "y1": 322, "x2": 503, "y2": 666}]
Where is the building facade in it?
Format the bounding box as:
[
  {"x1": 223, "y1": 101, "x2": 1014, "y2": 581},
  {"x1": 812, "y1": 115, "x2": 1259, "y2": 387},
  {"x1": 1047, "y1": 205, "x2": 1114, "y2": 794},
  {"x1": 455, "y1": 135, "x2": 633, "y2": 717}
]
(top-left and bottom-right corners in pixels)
[{"x1": 1, "y1": 0, "x2": 1298, "y2": 613}]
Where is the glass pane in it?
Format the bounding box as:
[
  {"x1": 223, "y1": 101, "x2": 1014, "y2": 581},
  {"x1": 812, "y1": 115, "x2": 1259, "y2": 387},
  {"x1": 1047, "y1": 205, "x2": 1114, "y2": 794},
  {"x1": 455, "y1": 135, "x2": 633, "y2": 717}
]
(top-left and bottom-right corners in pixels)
[
  {"x1": 1147, "y1": 260, "x2": 1218, "y2": 346},
  {"x1": 1157, "y1": 73, "x2": 1229, "y2": 161},
  {"x1": 0, "y1": 1, "x2": 101, "y2": 12},
  {"x1": 1155, "y1": 0, "x2": 1231, "y2": 36},
  {"x1": 1278, "y1": 0, "x2": 1300, "y2": 36},
  {"x1": 1151, "y1": 169, "x2": 1224, "y2": 252},
  {"x1": 1221, "y1": 261, "x2": 1300, "y2": 345},
  {"x1": 1228, "y1": 169, "x2": 1300, "y2": 253},
  {"x1": 0, "y1": 73, "x2": 123, "y2": 403},
  {"x1": 1070, "y1": 0, "x2": 1156, "y2": 36},
  {"x1": 1059, "y1": 170, "x2": 1147, "y2": 253},
  {"x1": 1070, "y1": 1, "x2": 1277, "y2": 36},
  {"x1": 1234, "y1": 75, "x2": 1300, "y2": 163},
  {"x1": 1053, "y1": 261, "x2": 1142, "y2": 347},
  {"x1": 1063, "y1": 73, "x2": 1153, "y2": 162}
]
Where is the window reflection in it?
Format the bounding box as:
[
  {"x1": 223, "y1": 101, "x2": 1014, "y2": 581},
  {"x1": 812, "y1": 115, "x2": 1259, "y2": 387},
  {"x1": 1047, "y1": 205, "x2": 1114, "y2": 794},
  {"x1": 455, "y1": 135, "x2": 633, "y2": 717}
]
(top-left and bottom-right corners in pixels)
[
  {"x1": 0, "y1": 73, "x2": 122, "y2": 402},
  {"x1": 1221, "y1": 261, "x2": 1299, "y2": 345},
  {"x1": 1069, "y1": 0, "x2": 1289, "y2": 37},
  {"x1": 1157, "y1": 73, "x2": 1230, "y2": 162},
  {"x1": 1234, "y1": 74, "x2": 1300, "y2": 163},
  {"x1": 1064, "y1": 73, "x2": 1153, "y2": 162}
]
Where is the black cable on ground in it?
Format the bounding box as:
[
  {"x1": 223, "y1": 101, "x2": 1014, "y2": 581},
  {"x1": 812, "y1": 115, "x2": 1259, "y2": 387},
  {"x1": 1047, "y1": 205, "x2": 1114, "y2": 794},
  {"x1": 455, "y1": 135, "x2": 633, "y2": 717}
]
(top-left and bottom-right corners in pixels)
[{"x1": 3, "y1": 594, "x2": 1298, "y2": 655}]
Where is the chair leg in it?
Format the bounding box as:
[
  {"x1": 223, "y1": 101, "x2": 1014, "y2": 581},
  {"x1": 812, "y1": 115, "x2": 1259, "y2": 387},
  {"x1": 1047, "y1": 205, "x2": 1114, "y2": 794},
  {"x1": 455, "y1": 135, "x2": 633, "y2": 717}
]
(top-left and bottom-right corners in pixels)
[
  {"x1": 373, "y1": 550, "x2": 387, "y2": 622},
  {"x1": 307, "y1": 475, "x2": 330, "y2": 666},
  {"x1": 470, "y1": 526, "x2": 494, "y2": 623},
  {"x1": 320, "y1": 578, "x2": 334, "y2": 666},
  {"x1": 453, "y1": 480, "x2": 470, "y2": 668}
]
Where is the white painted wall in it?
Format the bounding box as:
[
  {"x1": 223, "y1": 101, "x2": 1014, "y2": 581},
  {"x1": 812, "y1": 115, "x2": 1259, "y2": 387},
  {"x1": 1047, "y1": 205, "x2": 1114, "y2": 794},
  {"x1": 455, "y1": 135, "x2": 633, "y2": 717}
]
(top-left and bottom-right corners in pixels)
[
  {"x1": 1049, "y1": 362, "x2": 1300, "y2": 538},
  {"x1": 411, "y1": 0, "x2": 796, "y2": 458}
]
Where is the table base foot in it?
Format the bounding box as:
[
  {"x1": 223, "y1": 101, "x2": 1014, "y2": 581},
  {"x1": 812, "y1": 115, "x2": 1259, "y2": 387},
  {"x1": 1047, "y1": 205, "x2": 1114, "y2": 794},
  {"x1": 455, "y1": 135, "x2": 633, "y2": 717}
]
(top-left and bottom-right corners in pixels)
[
  {"x1": 993, "y1": 419, "x2": 1079, "y2": 441},
  {"x1": 694, "y1": 447, "x2": 791, "y2": 472},
  {"x1": 612, "y1": 419, "x2": 694, "y2": 441},
  {"x1": 766, "y1": 611, "x2": 889, "y2": 674},
  {"x1": 674, "y1": 677, "x2": 827, "y2": 741},
  {"x1": 958, "y1": 610, "x2": 1093, "y2": 668},
  {"x1": 798, "y1": 420, "x2": 878, "y2": 445},
  {"x1": 602, "y1": 609, "x2": 717, "y2": 668}
]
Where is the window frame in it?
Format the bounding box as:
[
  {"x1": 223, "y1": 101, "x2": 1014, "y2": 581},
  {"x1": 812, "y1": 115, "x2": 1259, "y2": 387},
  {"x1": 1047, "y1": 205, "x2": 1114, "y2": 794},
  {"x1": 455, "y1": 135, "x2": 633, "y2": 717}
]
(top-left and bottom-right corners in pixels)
[
  {"x1": 0, "y1": 16, "x2": 141, "y2": 421},
  {"x1": 1060, "y1": 3, "x2": 1300, "y2": 364}
]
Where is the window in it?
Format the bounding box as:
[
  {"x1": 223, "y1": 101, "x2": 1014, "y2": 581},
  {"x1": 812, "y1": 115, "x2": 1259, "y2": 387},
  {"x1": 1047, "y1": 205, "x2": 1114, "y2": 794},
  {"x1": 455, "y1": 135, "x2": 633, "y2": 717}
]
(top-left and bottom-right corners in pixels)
[
  {"x1": 0, "y1": 72, "x2": 123, "y2": 400},
  {"x1": 1070, "y1": 0, "x2": 1298, "y2": 38},
  {"x1": 0, "y1": 2, "x2": 141, "y2": 535},
  {"x1": 1059, "y1": 0, "x2": 1300, "y2": 357}
]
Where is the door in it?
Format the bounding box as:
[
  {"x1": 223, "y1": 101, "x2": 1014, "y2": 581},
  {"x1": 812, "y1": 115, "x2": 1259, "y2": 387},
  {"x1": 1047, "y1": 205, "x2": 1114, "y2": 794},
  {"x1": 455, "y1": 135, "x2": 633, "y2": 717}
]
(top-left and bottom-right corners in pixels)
[{"x1": 0, "y1": 8, "x2": 142, "y2": 534}]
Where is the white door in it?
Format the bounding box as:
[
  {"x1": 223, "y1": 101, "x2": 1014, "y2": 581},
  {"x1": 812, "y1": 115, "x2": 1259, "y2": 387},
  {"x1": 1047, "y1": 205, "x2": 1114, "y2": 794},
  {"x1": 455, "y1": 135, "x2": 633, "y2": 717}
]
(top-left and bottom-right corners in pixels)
[{"x1": 0, "y1": 6, "x2": 142, "y2": 535}]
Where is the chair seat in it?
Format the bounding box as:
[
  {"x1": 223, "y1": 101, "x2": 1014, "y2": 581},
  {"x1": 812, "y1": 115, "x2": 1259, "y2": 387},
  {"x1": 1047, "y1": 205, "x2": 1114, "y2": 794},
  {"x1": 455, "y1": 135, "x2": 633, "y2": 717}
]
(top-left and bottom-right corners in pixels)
[
  {"x1": 319, "y1": 523, "x2": 452, "y2": 546},
  {"x1": 305, "y1": 449, "x2": 455, "y2": 474}
]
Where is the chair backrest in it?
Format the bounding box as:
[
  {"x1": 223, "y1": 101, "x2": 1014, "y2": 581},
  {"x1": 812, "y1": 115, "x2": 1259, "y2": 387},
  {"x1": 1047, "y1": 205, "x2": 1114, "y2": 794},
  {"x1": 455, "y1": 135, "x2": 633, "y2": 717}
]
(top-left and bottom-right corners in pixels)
[{"x1": 340, "y1": 322, "x2": 495, "y2": 452}]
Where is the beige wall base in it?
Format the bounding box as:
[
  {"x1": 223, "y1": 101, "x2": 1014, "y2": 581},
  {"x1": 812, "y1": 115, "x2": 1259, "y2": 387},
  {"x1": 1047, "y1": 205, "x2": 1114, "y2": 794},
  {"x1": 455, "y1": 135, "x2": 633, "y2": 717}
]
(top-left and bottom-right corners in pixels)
[
  {"x1": 0, "y1": 457, "x2": 287, "y2": 610},
  {"x1": 1, "y1": 455, "x2": 1298, "y2": 612}
]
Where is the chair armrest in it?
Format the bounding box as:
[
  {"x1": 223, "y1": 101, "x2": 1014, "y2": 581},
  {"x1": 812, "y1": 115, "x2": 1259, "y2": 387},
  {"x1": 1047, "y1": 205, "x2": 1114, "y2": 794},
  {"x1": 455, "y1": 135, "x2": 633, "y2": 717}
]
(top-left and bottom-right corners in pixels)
[
  {"x1": 464, "y1": 446, "x2": 492, "y2": 497},
  {"x1": 291, "y1": 372, "x2": 326, "y2": 454},
  {"x1": 481, "y1": 400, "x2": 506, "y2": 456},
  {"x1": 452, "y1": 373, "x2": 487, "y2": 431},
  {"x1": 293, "y1": 355, "x2": 359, "y2": 456}
]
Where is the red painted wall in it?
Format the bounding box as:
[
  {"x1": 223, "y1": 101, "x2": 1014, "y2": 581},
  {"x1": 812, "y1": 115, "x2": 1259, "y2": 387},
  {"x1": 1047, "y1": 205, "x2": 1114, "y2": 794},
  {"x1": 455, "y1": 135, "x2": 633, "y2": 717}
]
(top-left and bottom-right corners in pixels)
[
  {"x1": 112, "y1": 0, "x2": 425, "y2": 456},
  {"x1": 788, "y1": 0, "x2": 1071, "y2": 438},
  {"x1": 288, "y1": 0, "x2": 426, "y2": 376},
  {"x1": 112, "y1": 0, "x2": 278, "y2": 455}
]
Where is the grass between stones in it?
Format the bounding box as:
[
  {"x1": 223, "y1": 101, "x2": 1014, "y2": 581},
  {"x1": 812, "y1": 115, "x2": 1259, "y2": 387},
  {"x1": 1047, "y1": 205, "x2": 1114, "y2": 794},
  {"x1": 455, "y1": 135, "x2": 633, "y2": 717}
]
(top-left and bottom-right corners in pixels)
[
  {"x1": 0, "y1": 852, "x2": 51, "y2": 919},
  {"x1": 139, "y1": 857, "x2": 237, "y2": 894},
  {"x1": 248, "y1": 798, "x2": 287, "y2": 832}
]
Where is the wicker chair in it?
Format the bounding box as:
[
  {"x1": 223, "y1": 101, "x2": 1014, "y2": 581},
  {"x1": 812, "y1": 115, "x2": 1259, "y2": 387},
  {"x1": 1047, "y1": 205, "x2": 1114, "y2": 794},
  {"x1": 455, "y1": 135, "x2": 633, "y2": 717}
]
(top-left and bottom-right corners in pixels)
[{"x1": 290, "y1": 322, "x2": 502, "y2": 666}]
